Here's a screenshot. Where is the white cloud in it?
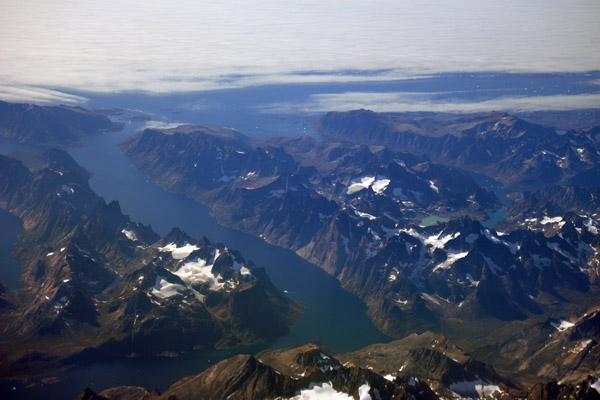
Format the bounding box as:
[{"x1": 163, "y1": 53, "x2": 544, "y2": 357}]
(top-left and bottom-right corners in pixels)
[
  {"x1": 0, "y1": 85, "x2": 88, "y2": 104},
  {"x1": 144, "y1": 121, "x2": 189, "y2": 130},
  {"x1": 260, "y1": 92, "x2": 600, "y2": 114},
  {"x1": 0, "y1": 0, "x2": 598, "y2": 97}
]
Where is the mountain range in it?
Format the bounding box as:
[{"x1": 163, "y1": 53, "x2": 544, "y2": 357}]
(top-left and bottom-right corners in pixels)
[
  {"x1": 117, "y1": 111, "x2": 600, "y2": 396},
  {"x1": 0, "y1": 102, "x2": 598, "y2": 399},
  {"x1": 0, "y1": 149, "x2": 301, "y2": 378}
]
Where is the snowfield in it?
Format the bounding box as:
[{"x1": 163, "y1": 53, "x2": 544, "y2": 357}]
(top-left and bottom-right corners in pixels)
[{"x1": 159, "y1": 242, "x2": 200, "y2": 259}]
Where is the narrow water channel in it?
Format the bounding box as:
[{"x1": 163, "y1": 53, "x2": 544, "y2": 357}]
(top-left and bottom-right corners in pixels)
[{"x1": 0, "y1": 124, "x2": 391, "y2": 399}]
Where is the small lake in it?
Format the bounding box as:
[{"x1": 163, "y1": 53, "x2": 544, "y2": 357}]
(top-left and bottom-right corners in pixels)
[
  {"x1": 482, "y1": 208, "x2": 507, "y2": 229},
  {"x1": 420, "y1": 215, "x2": 450, "y2": 227}
]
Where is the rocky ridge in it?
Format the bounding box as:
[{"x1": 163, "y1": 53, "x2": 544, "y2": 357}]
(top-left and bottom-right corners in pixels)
[
  {"x1": 0, "y1": 100, "x2": 118, "y2": 147},
  {"x1": 0, "y1": 150, "x2": 301, "y2": 378}
]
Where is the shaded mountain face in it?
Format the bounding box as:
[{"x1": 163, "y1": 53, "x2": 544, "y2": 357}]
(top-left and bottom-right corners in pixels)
[
  {"x1": 78, "y1": 337, "x2": 600, "y2": 400},
  {"x1": 313, "y1": 110, "x2": 600, "y2": 191},
  {"x1": 337, "y1": 331, "x2": 515, "y2": 398},
  {"x1": 0, "y1": 150, "x2": 301, "y2": 378},
  {"x1": 500, "y1": 185, "x2": 600, "y2": 233},
  {"x1": 77, "y1": 342, "x2": 440, "y2": 400},
  {"x1": 119, "y1": 123, "x2": 599, "y2": 337},
  {"x1": 118, "y1": 116, "x2": 600, "y2": 392},
  {"x1": 0, "y1": 100, "x2": 117, "y2": 146}
]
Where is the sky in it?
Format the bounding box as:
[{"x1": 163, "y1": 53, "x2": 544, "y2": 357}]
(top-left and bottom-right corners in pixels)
[{"x1": 0, "y1": 0, "x2": 599, "y2": 105}]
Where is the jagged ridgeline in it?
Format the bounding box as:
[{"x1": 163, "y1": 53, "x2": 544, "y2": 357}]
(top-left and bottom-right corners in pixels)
[
  {"x1": 0, "y1": 100, "x2": 119, "y2": 147},
  {"x1": 0, "y1": 150, "x2": 301, "y2": 378},
  {"x1": 77, "y1": 330, "x2": 600, "y2": 400},
  {"x1": 119, "y1": 120, "x2": 599, "y2": 333},
  {"x1": 119, "y1": 114, "x2": 600, "y2": 393}
]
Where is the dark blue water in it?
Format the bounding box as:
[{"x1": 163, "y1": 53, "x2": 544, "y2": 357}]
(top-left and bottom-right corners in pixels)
[
  {"x1": 0, "y1": 138, "x2": 42, "y2": 291},
  {"x1": 0, "y1": 122, "x2": 391, "y2": 399},
  {"x1": 0, "y1": 209, "x2": 24, "y2": 290}
]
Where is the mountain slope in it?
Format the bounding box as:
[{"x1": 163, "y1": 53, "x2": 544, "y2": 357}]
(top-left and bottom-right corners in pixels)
[
  {"x1": 0, "y1": 151, "x2": 301, "y2": 378},
  {"x1": 0, "y1": 100, "x2": 117, "y2": 146}
]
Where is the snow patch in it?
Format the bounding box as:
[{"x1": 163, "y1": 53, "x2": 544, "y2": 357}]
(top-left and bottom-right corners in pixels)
[
  {"x1": 159, "y1": 242, "x2": 199, "y2": 259},
  {"x1": 433, "y1": 251, "x2": 469, "y2": 272},
  {"x1": 590, "y1": 377, "x2": 600, "y2": 394},
  {"x1": 583, "y1": 218, "x2": 599, "y2": 235},
  {"x1": 371, "y1": 177, "x2": 390, "y2": 194},
  {"x1": 428, "y1": 180, "x2": 439, "y2": 193},
  {"x1": 151, "y1": 276, "x2": 185, "y2": 299},
  {"x1": 347, "y1": 176, "x2": 375, "y2": 195},
  {"x1": 540, "y1": 216, "x2": 563, "y2": 225},
  {"x1": 289, "y1": 382, "x2": 354, "y2": 400},
  {"x1": 174, "y1": 254, "x2": 225, "y2": 290},
  {"x1": 423, "y1": 231, "x2": 460, "y2": 250},
  {"x1": 121, "y1": 229, "x2": 138, "y2": 241},
  {"x1": 355, "y1": 210, "x2": 377, "y2": 220},
  {"x1": 421, "y1": 293, "x2": 441, "y2": 306},
  {"x1": 449, "y1": 378, "x2": 502, "y2": 398},
  {"x1": 550, "y1": 320, "x2": 575, "y2": 332},
  {"x1": 233, "y1": 261, "x2": 254, "y2": 279},
  {"x1": 358, "y1": 383, "x2": 372, "y2": 400},
  {"x1": 570, "y1": 339, "x2": 592, "y2": 354}
]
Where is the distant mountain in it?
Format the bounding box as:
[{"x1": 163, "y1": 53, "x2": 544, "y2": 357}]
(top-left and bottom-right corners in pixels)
[
  {"x1": 313, "y1": 110, "x2": 600, "y2": 191},
  {"x1": 0, "y1": 150, "x2": 301, "y2": 378},
  {"x1": 0, "y1": 100, "x2": 118, "y2": 146}
]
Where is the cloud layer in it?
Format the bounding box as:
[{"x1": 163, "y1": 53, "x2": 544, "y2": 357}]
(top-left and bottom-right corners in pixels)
[
  {"x1": 259, "y1": 92, "x2": 600, "y2": 114},
  {"x1": 1, "y1": 0, "x2": 599, "y2": 101}
]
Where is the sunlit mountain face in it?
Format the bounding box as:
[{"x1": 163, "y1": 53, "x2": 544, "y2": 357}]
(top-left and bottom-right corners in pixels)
[{"x1": 0, "y1": 1, "x2": 599, "y2": 399}]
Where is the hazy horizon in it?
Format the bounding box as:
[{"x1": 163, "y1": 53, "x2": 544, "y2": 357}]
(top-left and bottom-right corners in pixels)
[{"x1": 1, "y1": 0, "x2": 599, "y2": 106}]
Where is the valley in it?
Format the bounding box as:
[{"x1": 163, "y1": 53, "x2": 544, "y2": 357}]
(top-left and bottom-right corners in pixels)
[{"x1": 0, "y1": 74, "x2": 598, "y2": 399}]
